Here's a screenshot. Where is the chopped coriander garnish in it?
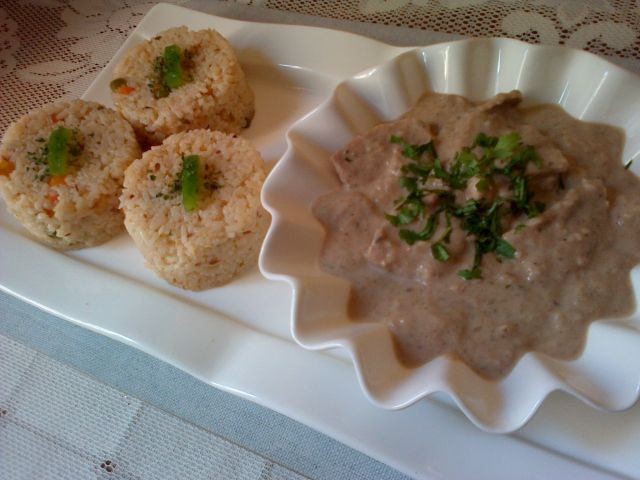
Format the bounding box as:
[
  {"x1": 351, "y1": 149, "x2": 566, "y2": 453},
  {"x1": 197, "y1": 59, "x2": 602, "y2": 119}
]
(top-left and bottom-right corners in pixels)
[
  {"x1": 149, "y1": 57, "x2": 171, "y2": 99},
  {"x1": 495, "y1": 238, "x2": 516, "y2": 259},
  {"x1": 431, "y1": 242, "x2": 449, "y2": 262},
  {"x1": 494, "y1": 132, "x2": 520, "y2": 158},
  {"x1": 181, "y1": 154, "x2": 199, "y2": 212},
  {"x1": 27, "y1": 146, "x2": 48, "y2": 166},
  {"x1": 386, "y1": 132, "x2": 545, "y2": 279},
  {"x1": 458, "y1": 267, "x2": 482, "y2": 280},
  {"x1": 390, "y1": 135, "x2": 436, "y2": 160}
]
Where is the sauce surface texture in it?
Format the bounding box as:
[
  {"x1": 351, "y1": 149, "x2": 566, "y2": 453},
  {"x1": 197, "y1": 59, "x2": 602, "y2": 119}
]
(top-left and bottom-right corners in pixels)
[{"x1": 312, "y1": 91, "x2": 640, "y2": 380}]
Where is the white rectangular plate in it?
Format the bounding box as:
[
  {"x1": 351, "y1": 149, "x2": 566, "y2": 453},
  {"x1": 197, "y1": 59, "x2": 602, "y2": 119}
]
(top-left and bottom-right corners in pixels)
[{"x1": 1, "y1": 4, "x2": 639, "y2": 479}]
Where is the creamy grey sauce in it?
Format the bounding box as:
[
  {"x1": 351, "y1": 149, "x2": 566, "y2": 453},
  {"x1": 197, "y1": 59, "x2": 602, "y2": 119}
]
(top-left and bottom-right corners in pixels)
[{"x1": 312, "y1": 91, "x2": 640, "y2": 380}]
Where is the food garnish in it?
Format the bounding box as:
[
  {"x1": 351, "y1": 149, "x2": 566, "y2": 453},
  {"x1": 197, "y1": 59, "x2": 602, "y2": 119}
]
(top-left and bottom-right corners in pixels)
[
  {"x1": 386, "y1": 132, "x2": 544, "y2": 279},
  {"x1": 45, "y1": 127, "x2": 83, "y2": 179},
  {"x1": 181, "y1": 154, "x2": 199, "y2": 212},
  {"x1": 149, "y1": 44, "x2": 195, "y2": 99},
  {"x1": 110, "y1": 78, "x2": 129, "y2": 93},
  {"x1": 47, "y1": 127, "x2": 73, "y2": 176}
]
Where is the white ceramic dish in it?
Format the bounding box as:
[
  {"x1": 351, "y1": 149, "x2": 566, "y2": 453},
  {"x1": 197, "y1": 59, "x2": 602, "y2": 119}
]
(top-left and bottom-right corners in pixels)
[
  {"x1": 1, "y1": 4, "x2": 640, "y2": 478},
  {"x1": 259, "y1": 37, "x2": 640, "y2": 433}
]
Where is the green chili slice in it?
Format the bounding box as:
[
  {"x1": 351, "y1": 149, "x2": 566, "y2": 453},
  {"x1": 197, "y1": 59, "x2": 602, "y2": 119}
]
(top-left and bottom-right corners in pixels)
[
  {"x1": 47, "y1": 126, "x2": 72, "y2": 176},
  {"x1": 163, "y1": 45, "x2": 185, "y2": 90},
  {"x1": 181, "y1": 154, "x2": 199, "y2": 212}
]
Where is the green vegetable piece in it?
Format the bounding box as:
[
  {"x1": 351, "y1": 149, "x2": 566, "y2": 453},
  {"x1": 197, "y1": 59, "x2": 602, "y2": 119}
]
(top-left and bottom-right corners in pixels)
[
  {"x1": 47, "y1": 126, "x2": 72, "y2": 176},
  {"x1": 110, "y1": 78, "x2": 127, "y2": 92},
  {"x1": 181, "y1": 154, "x2": 200, "y2": 212},
  {"x1": 163, "y1": 44, "x2": 186, "y2": 90}
]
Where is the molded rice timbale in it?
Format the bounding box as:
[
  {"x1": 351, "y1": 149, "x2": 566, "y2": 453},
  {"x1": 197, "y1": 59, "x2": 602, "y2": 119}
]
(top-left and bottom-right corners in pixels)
[
  {"x1": 111, "y1": 27, "x2": 255, "y2": 145},
  {"x1": 120, "y1": 129, "x2": 269, "y2": 290},
  {"x1": 0, "y1": 100, "x2": 141, "y2": 249}
]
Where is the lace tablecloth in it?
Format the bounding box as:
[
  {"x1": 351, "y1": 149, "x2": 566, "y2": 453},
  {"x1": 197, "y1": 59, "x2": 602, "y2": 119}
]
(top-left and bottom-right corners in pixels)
[
  {"x1": 1, "y1": 1, "x2": 640, "y2": 479},
  {"x1": 2, "y1": 0, "x2": 640, "y2": 134}
]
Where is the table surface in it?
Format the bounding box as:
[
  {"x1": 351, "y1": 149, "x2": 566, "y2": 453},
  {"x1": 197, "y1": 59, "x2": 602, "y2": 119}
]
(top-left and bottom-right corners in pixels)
[{"x1": 1, "y1": 1, "x2": 640, "y2": 479}]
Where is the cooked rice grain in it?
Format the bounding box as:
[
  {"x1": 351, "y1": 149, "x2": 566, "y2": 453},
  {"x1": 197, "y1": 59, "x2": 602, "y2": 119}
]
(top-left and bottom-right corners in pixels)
[
  {"x1": 0, "y1": 100, "x2": 141, "y2": 249},
  {"x1": 120, "y1": 129, "x2": 269, "y2": 290},
  {"x1": 111, "y1": 27, "x2": 255, "y2": 145}
]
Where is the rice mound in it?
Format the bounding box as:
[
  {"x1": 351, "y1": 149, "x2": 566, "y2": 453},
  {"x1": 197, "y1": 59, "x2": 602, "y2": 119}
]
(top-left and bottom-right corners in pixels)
[
  {"x1": 0, "y1": 100, "x2": 141, "y2": 249},
  {"x1": 120, "y1": 129, "x2": 269, "y2": 290},
  {"x1": 111, "y1": 26, "x2": 255, "y2": 145}
]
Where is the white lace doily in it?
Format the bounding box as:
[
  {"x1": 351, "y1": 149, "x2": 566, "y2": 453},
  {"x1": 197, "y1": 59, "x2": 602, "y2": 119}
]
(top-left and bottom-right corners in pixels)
[{"x1": 1, "y1": 0, "x2": 639, "y2": 134}]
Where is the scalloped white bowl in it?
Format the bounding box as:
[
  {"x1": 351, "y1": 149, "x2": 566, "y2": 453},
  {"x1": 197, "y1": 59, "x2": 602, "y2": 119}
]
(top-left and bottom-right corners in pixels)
[{"x1": 259, "y1": 37, "x2": 640, "y2": 433}]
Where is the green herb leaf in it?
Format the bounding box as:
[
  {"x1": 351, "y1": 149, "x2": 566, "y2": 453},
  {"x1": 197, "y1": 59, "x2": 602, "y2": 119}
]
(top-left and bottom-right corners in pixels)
[
  {"x1": 385, "y1": 132, "x2": 545, "y2": 279},
  {"x1": 398, "y1": 228, "x2": 421, "y2": 245},
  {"x1": 433, "y1": 158, "x2": 449, "y2": 181},
  {"x1": 388, "y1": 198, "x2": 423, "y2": 226},
  {"x1": 494, "y1": 132, "x2": 521, "y2": 158},
  {"x1": 475, "y1": 177, "x2": 490, "y2": 192},
  {"x1": 525, "y1": 201, "x2": 545, "y2": 218},
  {"x1": 473, "y1": 132, "x2": 497, "y2": 148},
  {"x1": 431, "y1": 242, "x2": 449, "y2": 262},
  {"x1": 402, "y1": 162, "x2": 433, "y2": 178},
  {"x1": 149, "y1": 57, "x2": 171, "y2": 99},
  {"x1": 399, "y1": 176, "x2": 418, "y2": 192},
  {"x1": 495, "y1": 238, "x2": 516, "y2": 258},
  {"x1": 458, "y1": 267, "x2": 482, "y2": 280},
  {"x1": 391, "y1": 135, "x2": 436, "y2": 161}
]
